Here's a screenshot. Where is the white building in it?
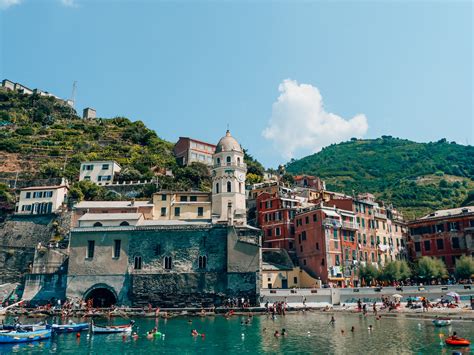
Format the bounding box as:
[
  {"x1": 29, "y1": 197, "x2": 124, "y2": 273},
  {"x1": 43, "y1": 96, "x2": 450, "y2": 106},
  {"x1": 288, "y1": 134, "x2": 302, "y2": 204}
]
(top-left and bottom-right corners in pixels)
[
  {"x1": 83, "y1": 107, "x2": 96, "y2": 119},
  {"x1": 79, "y1": 161, "x2": 121, "y2": 185},
  {"x1": 211, "y1": 130, "x2": 247, "y2": 225},
  {"x1": 15, "y1": 180, "x2": 69, "y2": 215}
]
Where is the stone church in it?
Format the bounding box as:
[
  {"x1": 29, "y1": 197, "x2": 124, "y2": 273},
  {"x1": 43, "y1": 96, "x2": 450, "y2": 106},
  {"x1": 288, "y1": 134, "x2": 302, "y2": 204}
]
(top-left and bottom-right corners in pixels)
[{"x1": 66, "y1": 131, "x2": 261, "y2": 307}]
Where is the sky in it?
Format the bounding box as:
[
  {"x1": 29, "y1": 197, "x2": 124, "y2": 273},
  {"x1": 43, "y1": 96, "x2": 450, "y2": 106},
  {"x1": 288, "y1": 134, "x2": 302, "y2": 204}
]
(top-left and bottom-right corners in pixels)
[{"x1": 1, "y1": 0, "x2": 472, "y2": 167}]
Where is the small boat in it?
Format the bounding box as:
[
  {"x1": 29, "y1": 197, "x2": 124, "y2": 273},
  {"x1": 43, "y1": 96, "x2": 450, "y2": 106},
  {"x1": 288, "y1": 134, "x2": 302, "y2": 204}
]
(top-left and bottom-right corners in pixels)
[
  {"x1": 432, "y1": 318, "x2": 452, "y2": 327},
  {"x1": 91, "y1": 321, "x2": 134, "y2": 334},
  {"x1": 0, "y1": 328, "x2": 52, "y2": 343},
  {"x1": 445, "y1": 337, "x2": 471, "y2": 346},
  {"x1": 0, "y1": 322, "x2": 50, "y2": 331},
  {"x1": 52, "y1": 322, "x2": 89, "y2": 333}
]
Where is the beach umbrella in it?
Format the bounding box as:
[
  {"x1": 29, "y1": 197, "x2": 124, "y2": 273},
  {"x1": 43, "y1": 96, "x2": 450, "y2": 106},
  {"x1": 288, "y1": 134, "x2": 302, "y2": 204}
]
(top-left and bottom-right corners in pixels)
[
  {"x1": 446, "y1": 292, "x2": 459, "y2": 298},
  {"x1": 391, "y1": 294, "x2": 402, "y2": 299}
]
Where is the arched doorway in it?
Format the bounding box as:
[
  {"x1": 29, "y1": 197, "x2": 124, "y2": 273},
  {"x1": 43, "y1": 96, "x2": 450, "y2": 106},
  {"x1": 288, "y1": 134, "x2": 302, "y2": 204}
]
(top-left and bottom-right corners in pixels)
[{"x1": 84, "y1": 284, "x2": 117, "y2": 308}]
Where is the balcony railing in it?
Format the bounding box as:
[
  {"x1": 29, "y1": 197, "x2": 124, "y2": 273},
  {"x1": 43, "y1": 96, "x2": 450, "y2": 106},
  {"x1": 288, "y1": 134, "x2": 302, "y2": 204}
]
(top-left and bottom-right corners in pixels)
[
  {"x1": 374, "y1": 212, "x2": 387, "y2": 219},
  {"x1": 341, "y1": 221, "x2": 359, "y2": 230},
  {"x1": 213, "y1": 162, "x2": 247, "y2": 169},
  {"x1": 323, "y1": 219, "x2": 341, "y2": 228}
]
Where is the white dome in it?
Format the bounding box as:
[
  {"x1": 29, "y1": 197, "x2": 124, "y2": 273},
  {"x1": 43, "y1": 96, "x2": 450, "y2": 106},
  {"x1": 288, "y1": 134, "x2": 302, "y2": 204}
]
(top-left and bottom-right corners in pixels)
[{"x1": 215, "y1": 130, "x2": 242, "y2": 153}]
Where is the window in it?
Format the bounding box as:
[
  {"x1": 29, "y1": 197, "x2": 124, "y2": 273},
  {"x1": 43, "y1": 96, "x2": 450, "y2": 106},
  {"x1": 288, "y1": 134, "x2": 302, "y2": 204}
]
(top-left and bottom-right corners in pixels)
[
  {"x1": 414, "y1": 241, "x2": 421, "y2": 252},
  {"x1": 84, "y1": 176, "x2": 91, "y2": 181},
  {"x1": 87, "y1": 240, "x2": 95, "y2": 259},
  {"x1": 371, "y1": 252, "x2": 375, "y2": 262},
  {"x1": 452, "y1": 237, "x2": 460, "y2": 249},
  {"x1": 25, "y1": 192, "x2": 31, "y2": 199},
  {"x1": 293, "y1": 277, "x2": 298, "y2": 284},
  {"x1": 113, "y1": 240, "x2": 121, "y2": 258},
  {"x1": 93, "y1": 222, "x2": 103, "y2": 227},
  {"x1": 303, "y1": 259, "x2": 307, "y2": 266},
  {"x1": 305, "y1": 216, "x2": 309, "y2": 224},
  {"x1": 302, "y1": 231, "x2": 306, "y2": 240},
  {"x1": 335, "y1": 255, "x2": 340, "y2": 266},
  {"x1": 313, "y1": 214, "x2": 317, "y2": 222},
  {"x1": 215, "y1": 183, "x2": 220, "y2": 194},
  {"x1": 226, "y1": 156, "x2": 231, "y2": 165},
  {"x1": 436, "y1": 239, "x2": 444, "y2": 250},
  {"x1": 33, "y1": 191, "x2": 43, "y2": 198},
  {"x1": 289, "y1": 242, "x2": 293, "y2": 249},
  {"x1": 267, "y1": 229, "x2": 272, "y2": 237},
  {"x1": 134, "y1": 256, "x2": 142, "y2": 270},
  {"x1": 198, "y1": 255, "x2": 207, "y2": 269},
  {"x1": 334, "y1": 240, "x2": 338, "y2": 249},
  {"x1": 316, "y1": 242, "x2": 319, "y2": 250},
  {"x1": 239, "y1": 183, "x2": 242, "y2": 194},
  {"x1": 227, "y1": 181, "x2": 232, "y2": 192},
  {"x1": 161, "y1": 194, "x2": 167, "y2": 201},
  {"x1": 120, "y1": 221, "x2": 129, "y2": 226},
  {"x1": 174, "y1": 207, "x2": 180, "y2": 216},
  {"x1": 198, "y1": 207, "x2": 204, "y2": 217},
  {"x1": 161, "y1": 207, "x2": 166, "y2": 216},
  {"x1": 102, "y1": 164, "x2": 109, "y2": 170},
  {"x1": 237, "y1": 157, "x2": 241, "y2": 165},
  {"x1": 275, "y1": 227, "x2": 281, "y2": 236},
  {"x1": 83, "y1": 164, "x2": 93, "y2": 171},
  {"x1": 361, "y1": 219, "x2": 365, "y2": 228},
  {"x1": 216, "y1": 158, "x2": 220, "y2": 165},
  {"x1": 333, "y1": 230, "x2": 338, "y2": 239},
  {"x1": 190, "y1": 196, "x2": 197, "y2": 202},
  {"x1": 321, "y1": 258, "x2": 325, "y2": 266},
  {"x1": 164, "y1": 256, "x2": 172, "y2": 270},
  {"x1": 180, "y1": 196, "x2": 188, "y2": 202},
  {"x1": 154, "y1": 244, "x2": 161, "y2": 256},
  {"x1": 300, "y1": 245, "x2": 303, "y2": 252}
]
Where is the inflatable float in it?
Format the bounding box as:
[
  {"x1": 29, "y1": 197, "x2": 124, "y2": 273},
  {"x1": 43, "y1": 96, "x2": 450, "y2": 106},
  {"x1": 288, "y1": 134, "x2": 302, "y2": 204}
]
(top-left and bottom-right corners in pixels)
[{"x1": 445, "y1": 337, "x2": 470, "y2": 346}]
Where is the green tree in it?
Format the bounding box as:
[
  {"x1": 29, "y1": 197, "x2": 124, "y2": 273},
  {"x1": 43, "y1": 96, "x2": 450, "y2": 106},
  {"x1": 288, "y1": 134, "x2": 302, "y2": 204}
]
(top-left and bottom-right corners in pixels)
[
  {"x1": 454, "y1": 256, "x2": 474, "y2": 280},
  {"x1": 398, "y1": 260, "x2": 412, "y2": 280},
  {"x1": 68, "y1": 180, "x2": 106, "y2": 201},
  {"x1": 359, "y1": 264, "x2": 379, "y2": 285},
  {"x1": 416, "y1": 256, "x2": 447, "y2": 280},
  {"x1": 380, "y1": 260, "x2": 412, "y2": 282}
]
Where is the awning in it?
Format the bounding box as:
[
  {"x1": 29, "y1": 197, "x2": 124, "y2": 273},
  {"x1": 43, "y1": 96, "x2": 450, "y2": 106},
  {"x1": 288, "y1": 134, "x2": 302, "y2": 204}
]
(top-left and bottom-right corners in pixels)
[{"x1": 323, "y1": 210, "x2": 340, "y2": 218}]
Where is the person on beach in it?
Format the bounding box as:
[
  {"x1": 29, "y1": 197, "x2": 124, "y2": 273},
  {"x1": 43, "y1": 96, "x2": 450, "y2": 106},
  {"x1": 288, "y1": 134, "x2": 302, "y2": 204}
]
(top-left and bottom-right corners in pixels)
[
  {"x1": 329, "y1": 316, "x2": 335, "y2": 325},
  {"x1": 351, "y1": 326, "x2": 355, "y2": 332},
  {"x1": 372, "y1": 302, "x2": 377, "y2": 316},
  {"x1": 357, "y1": 299, "x2": 362, "y2": 311}
]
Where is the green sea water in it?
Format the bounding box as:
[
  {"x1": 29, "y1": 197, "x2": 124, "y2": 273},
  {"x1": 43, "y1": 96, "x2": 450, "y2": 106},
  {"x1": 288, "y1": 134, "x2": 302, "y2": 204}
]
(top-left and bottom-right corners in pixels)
[{"x1": 0, "y1": 313, "x2": 472, "y2": 354}]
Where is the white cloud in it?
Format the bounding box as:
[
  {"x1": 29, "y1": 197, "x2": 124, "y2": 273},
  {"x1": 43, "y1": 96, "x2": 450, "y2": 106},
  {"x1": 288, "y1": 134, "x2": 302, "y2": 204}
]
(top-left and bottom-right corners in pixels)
[
  {"x1": 0, "y1": 0, "x2": 21, "y2": 10},
  {"x1": 262, "y1": 79, "x2": 369, "y2": 160},
  {"x1": 60, "y1": 0, "x2": 77, "y2": 7}
]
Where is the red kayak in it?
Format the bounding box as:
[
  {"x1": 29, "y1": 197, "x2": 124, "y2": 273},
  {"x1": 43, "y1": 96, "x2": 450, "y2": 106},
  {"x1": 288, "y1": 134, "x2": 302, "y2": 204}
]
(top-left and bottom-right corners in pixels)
[{"x1": 445, "y1": 337, "x2": 471, "y2": 346}]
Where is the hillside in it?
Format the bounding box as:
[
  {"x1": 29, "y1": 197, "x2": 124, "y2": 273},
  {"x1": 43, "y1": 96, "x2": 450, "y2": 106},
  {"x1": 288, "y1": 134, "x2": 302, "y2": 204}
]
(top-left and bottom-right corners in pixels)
[
  {"x1": 286, "y1": 137, "x2": 474, "y2": 219},
  {"x1": 0, "y1": 89, "x2": 265, "y2": 205}
]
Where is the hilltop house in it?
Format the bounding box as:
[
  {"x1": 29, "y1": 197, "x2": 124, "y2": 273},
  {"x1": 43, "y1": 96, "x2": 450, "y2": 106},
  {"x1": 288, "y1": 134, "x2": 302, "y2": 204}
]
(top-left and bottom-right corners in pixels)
[
  {"x1": 173, "y1": 137, "x2": 216, "y2": 166},
  {"x1": 79, "y1": 161, "x2": 121, "y2": 185},
  {"x1": 15, "y1": 179, "x2": 69, "y2": 215}
]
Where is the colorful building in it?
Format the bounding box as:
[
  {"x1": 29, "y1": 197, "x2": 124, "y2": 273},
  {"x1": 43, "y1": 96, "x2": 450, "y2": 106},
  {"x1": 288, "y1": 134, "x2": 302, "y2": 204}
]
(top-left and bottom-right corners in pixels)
[
  {"x1": 407, "y1": 206, "x2": 474, "y2": 271},
  {"x1": 15, "y1": 179, "x2": 69, "y2": 215},
  {"x1": 173, "y1": 137, "x2": 216, "y2": 166}
]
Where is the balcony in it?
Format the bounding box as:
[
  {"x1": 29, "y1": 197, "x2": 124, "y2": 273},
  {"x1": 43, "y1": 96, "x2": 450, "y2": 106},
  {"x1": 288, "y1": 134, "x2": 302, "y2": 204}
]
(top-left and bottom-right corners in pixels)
[
  {"x1": 213, "y1": 162, "x2": 247, "y2": 169},
  {"x1": 323, "y1": 219, "x2": 341, "y2": 229},
  {"x1": 341, "y1": 221, "x2": 359, "y2": 230},
  {"x1": 374, "y1": 212, "x2": 387, "y2": 219}
]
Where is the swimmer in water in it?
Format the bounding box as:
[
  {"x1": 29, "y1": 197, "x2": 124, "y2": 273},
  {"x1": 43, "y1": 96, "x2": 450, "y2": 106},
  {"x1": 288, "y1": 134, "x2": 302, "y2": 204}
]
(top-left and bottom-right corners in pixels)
[
  {"x1": 282, "y1": 329, "x2": 287, "y2": 336},
  {"x1": 274, "y1": 330, "x2": 280, "y2": 337},
  {"x1": 191, "y1": 329, "x2": 199, "y2": 336},
  {"x1": 351, "y1": 326, "x2": 355, "y2": 332},
  {"x1": 329, "y1": 316, "x2": 335, "y2": 324},
  {"x1": 368, "y1": 325, "x2": 373, "y2": 331}
]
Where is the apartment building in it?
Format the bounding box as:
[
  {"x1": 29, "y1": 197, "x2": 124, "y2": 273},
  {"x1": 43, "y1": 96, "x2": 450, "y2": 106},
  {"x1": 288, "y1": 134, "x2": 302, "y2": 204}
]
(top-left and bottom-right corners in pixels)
[
  {"x1": 152, "y1": 191, "x2": 212, "y2": 221},
  {"x1": 173, "y1": 137, "x2": 216, "y2": 166},
  {"x1": 79, "y1": 161, "x2": 121, "y2": 185}
]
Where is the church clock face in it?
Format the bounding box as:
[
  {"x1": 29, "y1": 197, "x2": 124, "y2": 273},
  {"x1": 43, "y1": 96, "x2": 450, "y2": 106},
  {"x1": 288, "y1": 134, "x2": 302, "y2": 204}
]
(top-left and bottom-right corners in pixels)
[{"x1": 237, "y1": 173, "x2": 245, "y2": 183}]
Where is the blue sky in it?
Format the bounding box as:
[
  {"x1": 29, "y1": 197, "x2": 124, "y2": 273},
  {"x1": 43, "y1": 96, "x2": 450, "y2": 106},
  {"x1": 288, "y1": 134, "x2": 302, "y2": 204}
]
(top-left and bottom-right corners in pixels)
[{"x1": 1, "y1": 0, "x2": 472, "y2": 167}]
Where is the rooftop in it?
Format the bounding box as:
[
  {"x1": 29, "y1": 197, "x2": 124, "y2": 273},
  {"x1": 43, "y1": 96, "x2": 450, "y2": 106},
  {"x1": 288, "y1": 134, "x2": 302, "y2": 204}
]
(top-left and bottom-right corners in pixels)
[
  {"x1": 78, "y1": 213, "x2": 142, "y2": 221},
  {"x1": 21, "y1": 184, "x2": 68, "y2": 191},
  {"x1": 74, "y1": 201, "x2": 153, "y2": 209},
  {"x1": 418, "y1": 206, "x2": 474, "y2": 220}
]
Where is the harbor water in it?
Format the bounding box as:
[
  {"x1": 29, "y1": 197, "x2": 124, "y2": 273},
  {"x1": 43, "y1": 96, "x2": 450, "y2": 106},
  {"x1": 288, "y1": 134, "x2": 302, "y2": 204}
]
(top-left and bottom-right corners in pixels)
[{"x1": 0, "y1": 313, "x2": 472, "y2": 354}]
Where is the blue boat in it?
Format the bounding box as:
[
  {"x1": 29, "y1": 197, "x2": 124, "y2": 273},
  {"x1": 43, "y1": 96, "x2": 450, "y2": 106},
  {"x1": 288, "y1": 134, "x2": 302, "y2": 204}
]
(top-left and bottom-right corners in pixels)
[
  {"x1": 52, "y1": 322, "x2": 89, "y2": 333},
  {"x1": 0, "y1": 328, "x2": 52, "y2": 343}
]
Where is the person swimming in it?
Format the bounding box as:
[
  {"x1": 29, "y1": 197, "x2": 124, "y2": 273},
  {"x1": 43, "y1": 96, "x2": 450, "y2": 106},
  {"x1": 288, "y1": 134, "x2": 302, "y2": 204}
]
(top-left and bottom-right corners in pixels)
[
  {"x1": 274, "y1": 330, "x2": 280, "y2": 337},
  {"x1": 329, "y1": 316, "x2": 335, "y2": 324},
  {"x1": 368, "y1": 325, "x2": 373, "y2": 331},
  {"x1": 351, "y1": 326, "x2": 355, "y2": 332},
  {"x1": 282, "y1": 328, "x2": 287, "y2": 336},
  {"x1": 191, "y1": 329, "x2": 199, "y2": 336}
]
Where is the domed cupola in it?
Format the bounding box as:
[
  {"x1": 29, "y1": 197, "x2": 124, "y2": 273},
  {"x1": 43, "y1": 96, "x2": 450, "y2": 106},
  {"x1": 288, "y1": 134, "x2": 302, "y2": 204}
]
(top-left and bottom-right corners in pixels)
[{"x1": 215, "y1": 130, "x2": 243, "y2": 153}]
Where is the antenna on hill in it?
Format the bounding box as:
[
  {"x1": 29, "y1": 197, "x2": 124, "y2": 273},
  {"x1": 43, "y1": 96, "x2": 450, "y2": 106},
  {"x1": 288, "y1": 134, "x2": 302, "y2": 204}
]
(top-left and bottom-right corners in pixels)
[{"x1": 71, "y1": 81, "x2": 77, "y2": 109}]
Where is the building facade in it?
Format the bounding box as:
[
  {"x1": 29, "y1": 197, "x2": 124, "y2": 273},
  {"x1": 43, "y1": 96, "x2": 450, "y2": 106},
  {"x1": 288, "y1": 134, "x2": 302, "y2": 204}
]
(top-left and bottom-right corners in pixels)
[
  {"x1": 15, "y1": 181, "x2": 68, "y2": 215},
  {"x1": 173, "y1": 137, "x2": 216, "y2": 166},
  {"x1": 152, "y1": 191, "x2": 211, "y2": 221},
  {"x1": 407, "y1": 206, "x2": 474, "y2": 271},
  {"x1": 79, "y1": 161, "x2": 121, "y2": 185}
]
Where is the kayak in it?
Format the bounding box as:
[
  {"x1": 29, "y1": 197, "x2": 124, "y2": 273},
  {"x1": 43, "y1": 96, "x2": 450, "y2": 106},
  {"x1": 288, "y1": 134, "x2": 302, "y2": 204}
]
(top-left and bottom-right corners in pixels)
[
  {"x1": 432, "y1": 319, "x2": 452, "y2": 327},
  {"x1": 445, "y1": 337, "x2": 471, "y2": 346},
  {"x1": 0, "y1": 329, "x2": 52, "y2": 343},
  {"x1": 52, "y1": 323, "x2": 89, "y2": 333}
]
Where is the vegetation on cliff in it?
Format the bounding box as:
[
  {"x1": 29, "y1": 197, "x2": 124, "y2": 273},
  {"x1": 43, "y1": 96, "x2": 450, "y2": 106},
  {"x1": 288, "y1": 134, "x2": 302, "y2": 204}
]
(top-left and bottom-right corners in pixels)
[{"x1": 286, "y1": 137, "x2": 474, "y2": 219}]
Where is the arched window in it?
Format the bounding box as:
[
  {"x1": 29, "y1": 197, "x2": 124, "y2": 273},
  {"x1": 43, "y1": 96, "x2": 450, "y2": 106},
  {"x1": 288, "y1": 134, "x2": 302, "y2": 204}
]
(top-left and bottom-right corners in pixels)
[
  {"x1": 237, "y1": 157, "x2": 241, "y2": 165},
  {"x1": 216, "y1": 157, "x2": 220, "y2": 165},
  {"x1": 134, "y1": 256, "x2": 142, "y2": 270},
  {"x1": 227, "y1": 181, "x2": 232, "y2": 192},
  {"x1": 198, "y1": 255, "x2": 207, "y2": 269},
  {"x1": 93, "y1": 222, "x2": 103, "y2": 227},
  {"x1": 164, "y1": 256, "x2": 172, "y2": 270},
  {"x1": 226, "y1": 156, "x2": 231, "y2": 165},
  {"x1": 120, "y1": 221, "x2": 130, "y2": 226},
  {"x1": 215, "y1": 183, "x2": 220, "y2": 194}
]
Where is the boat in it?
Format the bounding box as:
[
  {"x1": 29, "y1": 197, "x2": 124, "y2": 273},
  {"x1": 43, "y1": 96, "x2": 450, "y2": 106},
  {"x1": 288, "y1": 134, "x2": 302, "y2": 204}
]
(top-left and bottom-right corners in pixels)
[
  {"x1": 91, "y1": 320, "x2": 134, "y2": 334},
  {"x1": 0, "y1": 328, "x2": 52, "y2": 343},
  {"x1": 51, "y1": 322, "x2": 89, "y2": 333},
  {"x1": 432, "y1": 318, "x2": 452, "y2": 327},
  {"x1": 445, "y1": 337, "x2": 471, "y2": 346},
  {"x1": 0, "y1": 322, "x2": 50, "y2": 331}
]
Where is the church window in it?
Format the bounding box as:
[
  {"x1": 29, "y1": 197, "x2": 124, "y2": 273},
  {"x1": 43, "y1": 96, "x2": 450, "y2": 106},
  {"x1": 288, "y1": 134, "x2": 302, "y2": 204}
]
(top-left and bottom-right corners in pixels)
[
  {"x1": 216, "y1": 158, "x2": 220, "y2": 165},
  {"x1": 198, "y1": 255, "x2": 207, "y2": 269},
  {"x1": 134, "y1": 255, "x2": 142, "y2": 270},
  {"x1": 164, "y1": 256, "x2": 172, "y2": 270},
  {"x1": 227, "y1": 181, "x2": 231, "y2": 192},
  {"x1": 216, "y1": 183, "x2": 220, "y2": 194},
  {"x1": 226, "y1": 156, "x2": 231, "y2": 165},
  {"x1": 120, "y1": 221, "x2": 129, "y2": 226},
  {"x1": 237, "y1": 157, "x2": 241, "y2": 165},
  {"x1": 93, "y1": 222, "x2": 102, "y2": 227}
]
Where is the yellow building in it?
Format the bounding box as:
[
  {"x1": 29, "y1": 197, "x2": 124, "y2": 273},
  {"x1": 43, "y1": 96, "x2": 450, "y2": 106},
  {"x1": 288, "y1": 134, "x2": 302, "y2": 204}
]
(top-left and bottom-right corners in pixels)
[
  {"x1": 261, "y1": 249, "x2": 321, "y2": 289},
  {"x1": 152, "y1": 191, "x2": 211, "y2": 221}
]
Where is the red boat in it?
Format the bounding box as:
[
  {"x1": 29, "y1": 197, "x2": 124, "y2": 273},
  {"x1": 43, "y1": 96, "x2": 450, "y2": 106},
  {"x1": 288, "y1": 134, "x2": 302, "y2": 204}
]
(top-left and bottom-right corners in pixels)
[{"x1": 445, "y1": 337, "x2": 471, "y2": 346}]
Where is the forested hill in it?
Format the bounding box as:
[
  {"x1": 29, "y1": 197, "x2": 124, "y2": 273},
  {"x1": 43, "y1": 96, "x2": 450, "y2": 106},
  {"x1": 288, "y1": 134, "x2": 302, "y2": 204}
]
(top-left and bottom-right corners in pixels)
[
  {"x1": 285, "y1": 137, "x2": 474, "y2": 219},
  {"x1": 0, "y1": 89, "x2": 265, "y2": 201}
]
